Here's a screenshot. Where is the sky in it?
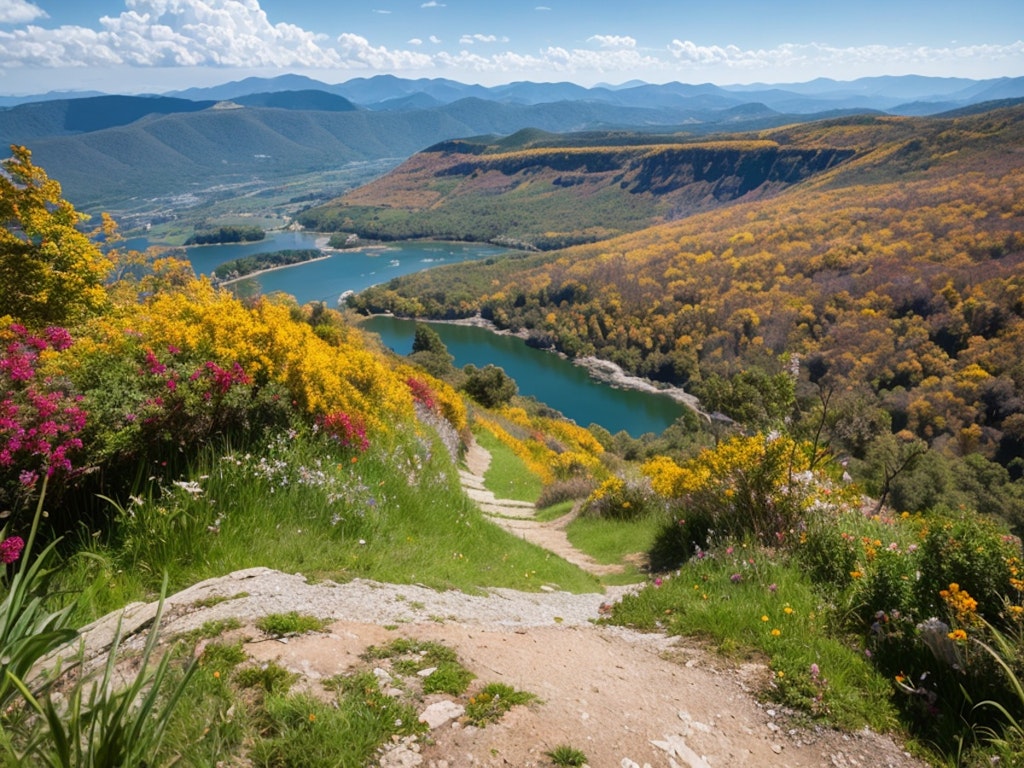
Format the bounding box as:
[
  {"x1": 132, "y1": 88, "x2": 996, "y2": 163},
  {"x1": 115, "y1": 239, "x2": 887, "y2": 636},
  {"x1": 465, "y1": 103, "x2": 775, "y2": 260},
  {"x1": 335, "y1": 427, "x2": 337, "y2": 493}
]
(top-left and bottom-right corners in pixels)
[{"x1": 0, "y1": 0, "x2": 1022, "y2": 96}]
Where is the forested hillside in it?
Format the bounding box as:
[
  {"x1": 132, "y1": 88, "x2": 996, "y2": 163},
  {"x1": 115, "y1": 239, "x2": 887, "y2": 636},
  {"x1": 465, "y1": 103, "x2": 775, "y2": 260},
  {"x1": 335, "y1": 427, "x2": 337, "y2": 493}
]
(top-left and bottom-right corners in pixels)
[
  {"x1": 298, "y1": 131, "x2": 855, "y2": 249},
  {"x1": 351, "y1": 105, "x2": 1024, "y2": 509}
]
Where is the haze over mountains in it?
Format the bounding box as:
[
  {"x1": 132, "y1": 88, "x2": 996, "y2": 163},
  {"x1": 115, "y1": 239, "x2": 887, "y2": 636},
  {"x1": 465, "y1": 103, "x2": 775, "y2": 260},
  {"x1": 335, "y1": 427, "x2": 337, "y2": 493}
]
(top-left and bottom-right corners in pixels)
[{"x1": 1, "y1": 73, "x2": 1022, "y2": 213}]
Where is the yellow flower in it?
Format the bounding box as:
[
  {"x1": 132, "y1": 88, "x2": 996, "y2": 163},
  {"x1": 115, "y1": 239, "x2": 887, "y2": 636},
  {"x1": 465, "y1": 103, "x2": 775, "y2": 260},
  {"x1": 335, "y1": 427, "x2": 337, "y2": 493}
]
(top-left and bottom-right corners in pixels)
[
  {"x1": 948, "y1": 629, "x2": 968, "y2": 642},
  {"x1": 850, "y1": 570, "x2": 862, "y2": 579},
  {"x1": 771, "y1": 628, "x2": 781, "y2": 637},
  {"x1": 783, "y1": 606, "x2": 794, "y2": 615},
  {"x1": 761, "y1": 615, "x2": 770, "y2": 622}
]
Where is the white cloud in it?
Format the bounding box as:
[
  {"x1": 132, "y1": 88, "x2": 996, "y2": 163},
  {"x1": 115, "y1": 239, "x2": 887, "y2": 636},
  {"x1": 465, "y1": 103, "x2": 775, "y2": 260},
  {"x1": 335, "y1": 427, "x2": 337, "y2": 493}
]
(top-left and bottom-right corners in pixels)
[
  {"x1": 588, "y1": 35, "x2": 636, "y2": 49},
  {"x1": 0, "y1": 0, "x2": 1021, "y2": 87},
  {"x1": 0, "y1": 0, "x2": 45, "y2": 24},
  {"x1": 666, "y1": 38, "x2": 1024, "y2": 73},
  {"x1": 336, "y1": 32, "x2": 433, "y2": 70},
  {"x1": 535, "y1": 6, "x2": 551, "y2": 10},
  {"x1": 372, "y1": 9, "x2": 391, "y2": 14},
  {"x1": 459, "y1": 34, "x2": 507, "y2": 46}
]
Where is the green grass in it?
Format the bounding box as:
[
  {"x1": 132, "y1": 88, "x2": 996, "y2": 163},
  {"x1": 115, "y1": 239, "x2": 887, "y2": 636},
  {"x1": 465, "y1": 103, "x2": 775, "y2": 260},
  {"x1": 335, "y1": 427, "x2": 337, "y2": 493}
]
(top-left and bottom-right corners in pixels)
[
  {"x1": 607, "y1": 543, "x2": 898, "y2": 733},
  {"x1": 256, "y1": 612, "x2": 329, "y2": 637},
  {"x1": 535, "y1": 499, "x2": 575, "y2": 523},
  {"x1": 363, "y1": 637, "x2": 476, "y2": 695},
  {"x1": 545, "y1": 744, "x2": 589, "y2": 766},
  {"x1": 464, "y1": 682, "x2": 539, "y2": 726},
  {"x1": 61, "y1": 427, "x2": 600, "y2": 623},
  {"x1": 473, "y1": 427, "x2": 544, "y2": 503},
  {"x1": 566, "y1": 513, "x2": 663, "y2": 568}
]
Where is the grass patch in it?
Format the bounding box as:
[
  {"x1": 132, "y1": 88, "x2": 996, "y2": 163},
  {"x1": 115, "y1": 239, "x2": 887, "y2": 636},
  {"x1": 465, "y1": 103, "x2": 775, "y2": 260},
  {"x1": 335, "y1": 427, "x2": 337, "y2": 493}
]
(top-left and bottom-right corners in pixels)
[
  {"x1": 178, "y1": 617, "x2": 244, "y2": 643},
  {"x1": 256, "y1": 612, "x2": 329, "y2": 637},
  {"x1": 606, "y1": 545, "x2": 898, "y2": 733},
  {"x1": 535, "y1": 499, "x2": 575, "y2": 523},
  {"x1": 473, "y1": 427, "x2": 544, "y2": 503},
  {"x1": 545, "y1": 744, "x2": 589, "y2": 766},
  {"x1": 464, "y1": 682, "x2": 539, "y2": 726},
  {"x1": 363, "y1": 638, "x2": 475, "y2": 695},
  {"x1": 235, "y1": 662, "x2": 298, "y2": 694},
  {"x1": 566, "y1": 513, "x2": 663, "y2": 567}
]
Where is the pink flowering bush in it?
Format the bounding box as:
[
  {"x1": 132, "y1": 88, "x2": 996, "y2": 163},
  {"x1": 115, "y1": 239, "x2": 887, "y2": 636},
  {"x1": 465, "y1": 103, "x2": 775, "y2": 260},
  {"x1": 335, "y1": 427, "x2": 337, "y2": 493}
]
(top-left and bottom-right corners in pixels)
[
  {"x1": 74, "y1": 340, "x2": 291, "y2": 476},
  {"x1": 0, "y1": 323, "x2": 86, "y2": 519},
  {"x1": 317, "y1": 411, "x2": 369, "y2": 452}
]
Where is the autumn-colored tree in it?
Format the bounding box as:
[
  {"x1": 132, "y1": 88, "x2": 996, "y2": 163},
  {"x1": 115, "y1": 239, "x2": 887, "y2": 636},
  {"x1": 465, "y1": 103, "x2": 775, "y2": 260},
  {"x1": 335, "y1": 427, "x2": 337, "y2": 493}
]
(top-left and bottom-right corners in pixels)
[{"x1": 0, "y1": 145, "x2": 111, "y2": 327}]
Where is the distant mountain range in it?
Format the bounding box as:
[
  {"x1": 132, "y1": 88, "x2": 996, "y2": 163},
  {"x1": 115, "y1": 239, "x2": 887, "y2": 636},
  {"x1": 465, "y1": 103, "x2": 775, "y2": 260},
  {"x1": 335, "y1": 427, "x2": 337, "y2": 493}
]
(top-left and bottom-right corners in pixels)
[{"x1": 1, "y1": 73, "x2": 1022, "y2": 212}]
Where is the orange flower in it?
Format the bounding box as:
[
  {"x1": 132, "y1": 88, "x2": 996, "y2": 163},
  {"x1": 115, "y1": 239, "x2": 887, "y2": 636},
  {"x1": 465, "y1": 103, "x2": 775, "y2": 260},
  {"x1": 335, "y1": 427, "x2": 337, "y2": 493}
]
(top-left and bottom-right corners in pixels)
[{"x1": 948, "y1": 629, "x2": 968, "y2": 642}]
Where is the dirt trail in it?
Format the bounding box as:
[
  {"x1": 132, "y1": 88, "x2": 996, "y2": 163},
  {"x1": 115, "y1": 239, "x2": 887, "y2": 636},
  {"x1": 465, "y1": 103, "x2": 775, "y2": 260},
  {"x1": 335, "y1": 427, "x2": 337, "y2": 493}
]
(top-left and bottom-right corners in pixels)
[
  {"x1": 63, "y1": 441, "x2": 928, "y2": 767},
  {"x1": 458, "y1": 440, "x2": 625, "y2": 577}
]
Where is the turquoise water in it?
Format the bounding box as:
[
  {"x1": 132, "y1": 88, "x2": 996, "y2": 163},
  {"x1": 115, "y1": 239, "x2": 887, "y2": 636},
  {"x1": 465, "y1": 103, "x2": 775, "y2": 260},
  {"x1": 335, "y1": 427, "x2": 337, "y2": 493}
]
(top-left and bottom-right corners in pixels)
[
  {"x1": 125, "y1": 233, "x2": 506, "y2": 306},
  {"x1": 363, "y1": 315, "x2": 687, "y2": 437}
]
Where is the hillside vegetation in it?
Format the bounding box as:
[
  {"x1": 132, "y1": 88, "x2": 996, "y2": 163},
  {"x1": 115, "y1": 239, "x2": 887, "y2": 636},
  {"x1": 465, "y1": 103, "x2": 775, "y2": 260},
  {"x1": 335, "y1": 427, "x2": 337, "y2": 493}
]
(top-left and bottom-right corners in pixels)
[
  {"x1": 299, "y1": 130, "x2": 854, "y2": 249},
  {"x1": 4, "y1": 133, "x2": 1024, "y2": 765},
  {"x1": 351, "y1": 106, "x2": 1024, "y2": 510}
]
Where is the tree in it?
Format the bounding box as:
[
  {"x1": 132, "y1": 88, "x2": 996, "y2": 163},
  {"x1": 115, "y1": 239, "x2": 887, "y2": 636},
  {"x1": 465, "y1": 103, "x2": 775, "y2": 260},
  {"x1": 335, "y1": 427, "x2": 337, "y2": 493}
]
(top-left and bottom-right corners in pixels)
[
  {"x1": 409, "y1": 322, "x2": 454, "y2": 377},
  {"x1": 0, "y1": 145, "x2": 111, "y2": 327},
  {"x1": 461, "y1": 364, "x2": 517, "y2": 408}
]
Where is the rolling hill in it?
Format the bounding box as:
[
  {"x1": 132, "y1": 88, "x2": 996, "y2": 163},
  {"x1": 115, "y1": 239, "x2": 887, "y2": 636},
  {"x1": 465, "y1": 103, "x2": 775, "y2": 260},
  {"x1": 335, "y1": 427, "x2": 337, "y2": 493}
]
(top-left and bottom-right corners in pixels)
[
  {"x1": 4, "y1": 73, "x2": 1023, "y2": 214},
  {"x1": 349, "y1": 104, "x2": 1024, "y2": 478},
  {"x1": 298, "y1": 130, "x2": 856, "y2": 249}
]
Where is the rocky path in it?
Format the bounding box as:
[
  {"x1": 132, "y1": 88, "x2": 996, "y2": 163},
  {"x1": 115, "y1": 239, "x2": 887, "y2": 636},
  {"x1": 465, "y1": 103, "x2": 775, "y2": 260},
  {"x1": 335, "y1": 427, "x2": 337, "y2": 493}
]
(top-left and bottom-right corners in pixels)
[
  {"x1": 57, "y1": 441, "x2": 930, "y2": 768},
  {"x1": 458, "y1": 440, "x2": 625, "y2": 577}
]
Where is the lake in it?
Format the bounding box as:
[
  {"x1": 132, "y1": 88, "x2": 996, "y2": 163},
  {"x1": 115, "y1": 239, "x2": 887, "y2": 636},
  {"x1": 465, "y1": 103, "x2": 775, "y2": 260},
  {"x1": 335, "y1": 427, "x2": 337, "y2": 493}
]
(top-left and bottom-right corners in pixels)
[
  {"x1": 124, "y1": 232, "x2": 508, "y2": 306},
  {"x1": 127, "y1": 232, "x2": 688, "y2": 435},
  {"x1": 362, "y1": 315, "x2": 687, "y2": 437}
]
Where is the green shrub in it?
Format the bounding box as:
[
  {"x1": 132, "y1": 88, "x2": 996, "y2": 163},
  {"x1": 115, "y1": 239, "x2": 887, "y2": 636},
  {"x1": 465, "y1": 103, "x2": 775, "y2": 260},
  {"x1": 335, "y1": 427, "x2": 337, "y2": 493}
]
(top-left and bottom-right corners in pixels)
[{"x1": 915, "y1": 510, "x2": 1018, "y2": 622}]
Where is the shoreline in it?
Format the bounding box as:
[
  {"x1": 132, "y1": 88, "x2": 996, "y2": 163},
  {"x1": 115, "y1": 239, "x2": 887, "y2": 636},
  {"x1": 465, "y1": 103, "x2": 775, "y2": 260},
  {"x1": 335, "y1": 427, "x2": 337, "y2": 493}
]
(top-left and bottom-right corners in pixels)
[
  {"x1": 368, "y1": 312, "x2": 706, "y2": 416},
  {"x1": 213, "y1": 253, "x2": 334, "y2": 287}
]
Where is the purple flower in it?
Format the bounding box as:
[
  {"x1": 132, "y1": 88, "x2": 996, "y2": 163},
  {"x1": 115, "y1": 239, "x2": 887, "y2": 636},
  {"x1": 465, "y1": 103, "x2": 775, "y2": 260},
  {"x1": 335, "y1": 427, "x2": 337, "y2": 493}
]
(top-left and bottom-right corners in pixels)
[
  {"x1": 810, "y1": 663, "x2": 820, "y2": 679},
  {"x1": 768, "y1": 583, "x2": 778, "y2": 593},
  {"x1": 18, "y1": 469, "x2": 38, "y2": 488},
  {"x1": 730, "y1": 573, "x2": 743, "y2": 583},
  {"x1": 1, "y1": 536, "x2": 25, "y2": 564}
]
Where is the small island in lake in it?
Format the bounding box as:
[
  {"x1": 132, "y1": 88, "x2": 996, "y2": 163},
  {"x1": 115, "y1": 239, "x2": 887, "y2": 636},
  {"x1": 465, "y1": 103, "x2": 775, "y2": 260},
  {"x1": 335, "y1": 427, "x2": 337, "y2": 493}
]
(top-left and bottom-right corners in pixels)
[
  {"x1": 211, "y1": 248, "x2": 324, "y2": 282},
  {"x1": 185, "y1": 225, "x2": 266, "y2": 245}
]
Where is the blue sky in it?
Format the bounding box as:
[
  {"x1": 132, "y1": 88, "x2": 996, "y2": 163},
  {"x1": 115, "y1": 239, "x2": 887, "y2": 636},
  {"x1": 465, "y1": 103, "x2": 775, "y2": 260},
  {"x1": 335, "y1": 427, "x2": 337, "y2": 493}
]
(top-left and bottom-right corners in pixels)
[{"x1": 0, "y1": 0, "x2": 1022, "y2": 95}]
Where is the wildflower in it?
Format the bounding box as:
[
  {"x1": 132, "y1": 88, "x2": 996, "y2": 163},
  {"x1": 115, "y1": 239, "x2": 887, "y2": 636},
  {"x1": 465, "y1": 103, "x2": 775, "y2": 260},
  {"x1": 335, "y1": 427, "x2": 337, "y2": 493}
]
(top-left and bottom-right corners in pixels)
[
  {"x1": 783, "y1": 606, "x2": 794, "y2": 615},
  {"x1": 308, "y1": 713, "x2": 316, "y2": 723},
  {"x1": 761, "y1": 615, "x2": 770, "y2": 622},
  {"x1": 18, "y1": 469, "x2": 37, "y2": 488},
  {"x1": 653, "y1": 577, "x2": 663, "y2": 588},
  {"x1": 810, "y1": 663, "x2": 820, "y2": 679},
  {"x1": 1, "y1": 536, "x2": 25, "y2": 564},
  {"x1": 771, "y1": 628, "x2": 781, "y2": 637},
  {"x1": 768, "y1": 583, "x2": 778, "y2": 593},
  {"x1": 730, "y1": 573, "x2": 743, "y2": 583},
  {"x1": 948, "y1": 629, "x2": 968, "y2": 642},
  {"x1": 213, "y1": 671, "x2": 220, "y2": 679},
  {"x1": 850, "y1": 570, "x2": 862, "y2": 579}
]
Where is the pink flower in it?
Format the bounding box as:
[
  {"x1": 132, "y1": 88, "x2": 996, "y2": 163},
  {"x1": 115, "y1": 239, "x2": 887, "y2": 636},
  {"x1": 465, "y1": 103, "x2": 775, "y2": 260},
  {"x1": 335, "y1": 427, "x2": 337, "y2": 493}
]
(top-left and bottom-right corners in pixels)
[
  {"x1": 653, "y1": 577, "x2": 663, "y2": 588},
  {"x1": 1, "y1": 536, "x2": 25, "y2": 564}
]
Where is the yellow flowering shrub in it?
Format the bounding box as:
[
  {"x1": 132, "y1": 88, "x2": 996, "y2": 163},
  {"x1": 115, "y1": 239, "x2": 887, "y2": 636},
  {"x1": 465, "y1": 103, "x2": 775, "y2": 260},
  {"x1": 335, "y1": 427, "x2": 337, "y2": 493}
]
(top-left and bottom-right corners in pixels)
[{"x1": 642, "y1": 433, "x2": 814, "y2": 544}]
